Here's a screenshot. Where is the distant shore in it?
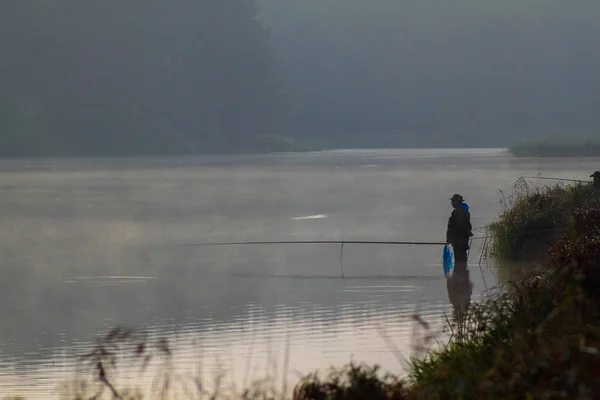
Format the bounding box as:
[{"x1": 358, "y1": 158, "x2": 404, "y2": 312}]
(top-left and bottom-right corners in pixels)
[{"x1": 509, "y1": 138, "x2": 600, "y2": 157}]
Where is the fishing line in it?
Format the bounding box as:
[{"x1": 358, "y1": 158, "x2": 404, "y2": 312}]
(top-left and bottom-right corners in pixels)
[
  {"x1": 520, "y1": 176, "x2": 588, "y2": 183},
  {"x1": 175, "y1": 240, "x2": 446, "y2": 278},
  {"x1": 478, "y1": 236, "x2": 489, "y2": 291},
  {"x1": 339, "y1": 242, "x2": 345, "y2": 278},
  {"x1": 172, "y1": 228, "x2": 563, "y2": 248},
  {"x1": 227, "y1": 273, "x2": 445, "y2": 281}
]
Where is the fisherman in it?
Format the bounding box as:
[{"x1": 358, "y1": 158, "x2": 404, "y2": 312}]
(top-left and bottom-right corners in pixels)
[
  {"x1": 446, "y1": 194, "x2": 473, "y2": 263},
  {"x1": 591, "y1": 171, "x2": 600, "y2": 188}
]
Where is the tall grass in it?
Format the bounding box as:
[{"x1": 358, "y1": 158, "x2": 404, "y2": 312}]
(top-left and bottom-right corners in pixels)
[
  {"x1": 408, "y1": 266, "x2": 600, "y2": 398},
  {"x1": 51, "y1": 325, "x2": 418, "y2": 400},
  {"x1": 56, "y1": 326, "x2": 289, "y2": 400},
  {"x1": 486, "y1": 178, "x2": 598, "y2": 260}
]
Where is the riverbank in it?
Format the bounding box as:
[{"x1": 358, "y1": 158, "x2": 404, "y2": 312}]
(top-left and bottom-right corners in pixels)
[
  {"x1": 509, "y1": 138, "x2": 600, "y2": 157},
  {"x1": 405, "y1": 179, "x2": 600, "y2": 398}
]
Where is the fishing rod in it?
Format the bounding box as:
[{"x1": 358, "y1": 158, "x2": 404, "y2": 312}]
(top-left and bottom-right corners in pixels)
[
  {"x1": 174, "y1": 240, "x2": 447, "y2": 247},
  {"x1": 174, "y1": 227, "x2": 563, "y2": 248},
  {"x1": 172, "y1": 228, "x2": 567, "y2": 278},
  {"x1": 175, "y1": 240, "x2": 447, "y2": 279}
]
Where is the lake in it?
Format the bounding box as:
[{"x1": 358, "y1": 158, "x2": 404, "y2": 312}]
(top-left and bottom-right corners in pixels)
[{"x1": 0, "y1": 149, "x2": 596, "y2": 398}]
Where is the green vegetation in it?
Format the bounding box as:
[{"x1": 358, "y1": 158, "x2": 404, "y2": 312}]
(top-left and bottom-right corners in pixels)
[
  {"x1": 509, "y1": 138, "x2": 600, "y2": 157},
  {"x1": 487, "y1": 178, "x2": 598, "y2": 260},
  {"x1": 293, "y1": 364, "x2": 408, "y2": 400},
  {"x1": 406, "y1": 270, "x2": 600, "y2": 398}
]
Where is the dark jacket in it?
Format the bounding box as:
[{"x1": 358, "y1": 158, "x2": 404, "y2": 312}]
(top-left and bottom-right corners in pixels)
[{"x1": 446, "y1": 203, "x2": 473, "y2": 244}]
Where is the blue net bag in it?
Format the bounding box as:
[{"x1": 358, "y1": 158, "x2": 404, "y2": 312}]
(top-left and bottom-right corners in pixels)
[{"x1": 442, "y1": 244, "x2": 454, "y2": 277}]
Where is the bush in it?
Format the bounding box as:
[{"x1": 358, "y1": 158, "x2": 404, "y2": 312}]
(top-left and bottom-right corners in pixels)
[
  {"x1": 487, "y1": 179, "x2": 598, "y2": 260},
  {"x1": 293, "y1": 363, "x2": 408, "y2": 400}
]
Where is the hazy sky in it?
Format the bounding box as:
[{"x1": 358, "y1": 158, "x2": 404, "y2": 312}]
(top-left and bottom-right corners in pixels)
[{"x1": 258, "y1": 0, "x2": 600, "y2": 146}]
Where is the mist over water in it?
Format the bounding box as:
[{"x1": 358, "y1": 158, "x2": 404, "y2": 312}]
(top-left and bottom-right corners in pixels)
[{"x1": 0, "y1": 149, "x2": 597, "y2": 397}]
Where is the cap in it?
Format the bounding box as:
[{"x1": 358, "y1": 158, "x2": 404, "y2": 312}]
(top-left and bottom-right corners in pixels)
[{"x1": 450, "y1": 194, "x2": 464, "y2": 202}]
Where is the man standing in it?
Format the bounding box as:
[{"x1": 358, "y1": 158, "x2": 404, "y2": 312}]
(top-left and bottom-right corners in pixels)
[{"x1": 446, "y1": 194, "x2": 473, "y2": 263}]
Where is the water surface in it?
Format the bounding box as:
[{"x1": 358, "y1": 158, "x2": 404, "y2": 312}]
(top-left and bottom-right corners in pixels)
[{"x1": 0, "y1": 149, "x2": 596, "y2": 398}]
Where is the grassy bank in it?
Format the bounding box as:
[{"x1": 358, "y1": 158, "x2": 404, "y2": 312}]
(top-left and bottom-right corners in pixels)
[{"x1": 509, "y1": 138, "x2": 600, "y2": 157}]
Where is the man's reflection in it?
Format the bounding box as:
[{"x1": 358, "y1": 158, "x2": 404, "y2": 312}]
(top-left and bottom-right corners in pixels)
[{"x1": 446, "y1": 261, "x2": 473, "y2": 323}]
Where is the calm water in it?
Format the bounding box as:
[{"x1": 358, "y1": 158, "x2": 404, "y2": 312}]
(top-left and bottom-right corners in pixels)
[{"x1": 0, "y1": 149, "x2": 597, "y2": 398}]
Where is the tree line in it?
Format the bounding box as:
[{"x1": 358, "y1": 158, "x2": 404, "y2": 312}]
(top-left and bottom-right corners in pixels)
[
  {"x1": 0, "y1": 0, "x2": 285, "y2": 157},
  {"x1": 3, "y1": 1, "x2": 600, "y2": 157}
]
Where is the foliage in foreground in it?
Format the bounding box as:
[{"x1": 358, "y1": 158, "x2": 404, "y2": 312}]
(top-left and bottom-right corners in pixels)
[
  {"x1": 293, "y1": 364, "x2": 408, "y2": 400},
  {"x1": 408, "y1": 270, "x2": 600, "y2": 399}
]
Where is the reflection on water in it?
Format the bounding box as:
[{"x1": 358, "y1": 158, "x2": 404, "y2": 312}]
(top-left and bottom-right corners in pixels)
[
  {"x1": 0, "y1": 149, "x2": 596, "y2": 397},
  {"x1": 493, "y1": 259, "x2": 538, "y2": 284},
  {"x1": 446, "y1": 262, "x2": 474, "y2": 324},
  {"x1": 0, "y1": 279, "x2": 487, "y2": 399}
]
